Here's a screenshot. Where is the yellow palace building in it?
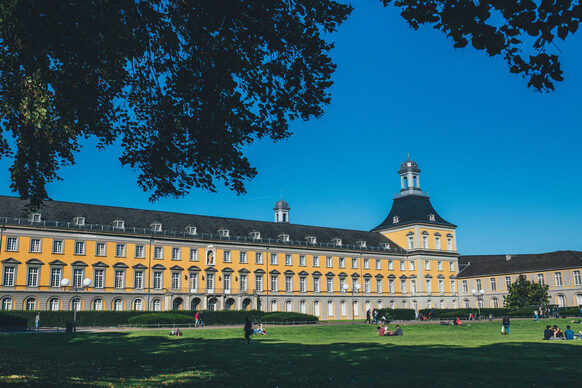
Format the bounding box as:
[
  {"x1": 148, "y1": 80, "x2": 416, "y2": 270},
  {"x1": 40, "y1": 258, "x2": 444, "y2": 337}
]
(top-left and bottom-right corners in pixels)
[{"x1": 0, "y1": 158, "x2": 461, "y2": 318}]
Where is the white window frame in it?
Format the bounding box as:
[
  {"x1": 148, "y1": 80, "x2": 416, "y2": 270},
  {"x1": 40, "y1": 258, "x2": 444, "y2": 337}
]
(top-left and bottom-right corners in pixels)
[
  {"x1": 29, "y1": 238, "x2": 42, "y2": 253},
  {"x1": 74, "y1": 241, "x2": 86, "y2": 255},
  {"x1": 153, "y1": 246, "x2": 163, "y2": 259},
  {"x1": 239, "y1": 251, "x2": 247, "y2": 264},
  {"x1": 189, "y1": 248, "x2": 198, "y2": 261},
  {"x1": 326, "y1": 256, "x2": 333, "y2": 268},
  {"x1": 223, "y1": 250, "x2": 231, "y2": 263},
  {"x1": 27, "y1": 267, "x2": 39, "y2": 287},
  {"x1": 171, "y1": 272, "x2": 180, "y2": 290},
  {"x1": 114, "y1": 270, "x2": 125, "y2": 289},
  {"x1": 135, "y1": 245, "x2": 145, "y2": 259},
  {"x1": 388, "y1": 260, "x2": 394, "y2": 270},
  {"x1": 6, "y1": 237, "x2": 18, "y2": 252},
  {"x1": 52, "y1": 239, "x2": 64, "y2": 254},
  {"x1": 96, "y1": 242, "x2": 107, "y2": 256},
  {"x1": 255, "y1": 252, "x2": 263, "y2": 264},
  {"x1": 285, "y1": 276, "x2": 292, "y2": 292},
  {"x1": 375, "y1": 260, "x2": 381, "y2": 270},
  {"x1": 3, "y1": 266, "x2": 15, "y2": 287},
  {"x1": 270, "y1": 253, "x2": 278, "y2": 265},
  {"x1": 116, "y1": 243, "x2": 126, "y2": 258},
  {"x1": 285, "y1": 254, "x2": 292, "y2": 266},
  {"x1": 299, "y1": 255, "x2": 306, "y2": 266},
  {"x1": 313, "y1": 256, "x2": 320, "y2": 267},
  {"x1": 134, "y1": 270, "x2": 144, "y2": 289},
  {"x1": 554, "y1": 272, "x2": 563, "y2": 287},
  {"x1": 94, "y1": 269, "x2": 104, "y2": 288}
]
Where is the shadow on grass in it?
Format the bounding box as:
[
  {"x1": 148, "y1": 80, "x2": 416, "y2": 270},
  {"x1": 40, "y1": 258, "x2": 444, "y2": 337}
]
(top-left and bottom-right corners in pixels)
[{"x1": 0, "y1": 330, "x2": 580, "y2": 387}]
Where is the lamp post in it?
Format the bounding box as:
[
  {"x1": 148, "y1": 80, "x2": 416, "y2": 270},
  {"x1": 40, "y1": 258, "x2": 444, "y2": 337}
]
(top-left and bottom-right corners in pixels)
[
  {"x1": 61, "y1": 277, "x2": 91, "y2": 332},
  {"x1": 471, "y1": 289, "x2": 485, "y2": 319},
  {"x1": 343, "y1": 282, "x2": 361, "y2": 324}
]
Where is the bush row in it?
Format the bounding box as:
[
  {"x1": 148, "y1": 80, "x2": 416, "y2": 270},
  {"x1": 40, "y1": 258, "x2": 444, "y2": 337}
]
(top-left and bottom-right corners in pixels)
[
  {"x1": 375, "y1": 308, "x2": 416, "y2": 321},
  {"x1": 0, "y1": 310, "x2": 318, "y2": 328},
  {"x1": 419, "y1": 307, "x2": 581, "y2": 319}
]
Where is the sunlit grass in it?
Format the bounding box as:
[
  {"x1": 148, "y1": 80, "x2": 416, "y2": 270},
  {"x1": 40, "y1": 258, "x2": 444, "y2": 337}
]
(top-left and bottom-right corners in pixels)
[{"x1": 1, "y1": 319, "x2": 580, "y2": 386}]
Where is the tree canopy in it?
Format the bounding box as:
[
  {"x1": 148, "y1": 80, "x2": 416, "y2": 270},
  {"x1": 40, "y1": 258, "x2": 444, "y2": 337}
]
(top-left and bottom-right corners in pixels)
[
  {"x1": 503, "y1": 277, "x2": 549, "y2": 308},
  {"x1": 382, "y1": 0, "x2": 581, "y2": 91},
  {"x1": 0, "y1": 1, "x2": 580, "y2": 207}
]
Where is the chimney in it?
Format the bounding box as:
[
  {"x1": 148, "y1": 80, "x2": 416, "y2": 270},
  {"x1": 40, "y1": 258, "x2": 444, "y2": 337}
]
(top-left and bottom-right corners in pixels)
[{"x1": 505, "y1": 254, "x2": 511, "y2": 261}]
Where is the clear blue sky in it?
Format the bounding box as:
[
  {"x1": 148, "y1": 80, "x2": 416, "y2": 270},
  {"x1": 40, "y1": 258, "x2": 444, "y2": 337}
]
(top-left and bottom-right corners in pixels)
[{"x1": 0, "y1": 1, "x2": 580, "y2": 255}]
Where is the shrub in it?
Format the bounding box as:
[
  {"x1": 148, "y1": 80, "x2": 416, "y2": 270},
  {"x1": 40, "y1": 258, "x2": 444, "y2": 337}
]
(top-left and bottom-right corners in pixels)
[
  {"x1": 376, "y1": 308, "x2": 415, "y2": 321},
  {"x1": 0, "y1": 313, "x2": 27, "y2": 329},
  {"x1": 128, "y1": 313, "x2": 195, "y2": 325},
  {"x1": 261, "y1": 312, "x2": 318, "y2": 323}
]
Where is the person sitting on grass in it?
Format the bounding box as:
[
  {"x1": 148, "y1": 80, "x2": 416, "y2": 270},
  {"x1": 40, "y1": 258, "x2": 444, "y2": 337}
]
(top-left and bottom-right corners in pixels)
[
  {"x1": 377, "y1": 326, "x2": 386, "y2": 336},
  {"x1": 551, "y1": 325, "x2": 564, "y2": 340},
  {"x1": 257, "y1": 323, "x2": 268, "y2": 335},
  {"x1": 393, "y1": 325, "x2": 403, "y2": 336},
  {"x1": 454, "y1": 317, "x2": 465, "y2": 326},
  {"x1": 543, "y1": 325, "x2": 553, "y2": 340},
  {"x1": 564, "y1": 325, "x2": 574, "y2": 340}
]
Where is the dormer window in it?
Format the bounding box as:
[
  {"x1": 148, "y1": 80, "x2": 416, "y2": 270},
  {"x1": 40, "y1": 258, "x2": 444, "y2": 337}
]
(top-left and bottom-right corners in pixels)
[
  {"x1": 380, "y1": 242, "x2": 390, "y2": 250},
  {"x1": 278, "y1": 233, "x2": 290, "y2": 242},
  {"x1": 73, "y1": 217, "x2": 85, "y2": 226},
  {"x1": 249, "y1": 231, "x2": 261, "y2": 240},
  {"x1": 30, "y1": 213, "x2": 42, "y2": 223},
  {"x1": 356, "y1": 240, "x2": 367, "y2": 248},
  {"x1": 218, "y1": 228, "x2": 229, "y2": 238},
  {"x1": 306, "y1": 235, "x2": 316, "y2": 244},
  {"x1": 150, "y1": 222, "x2": 162, "y2": 232},
  {"x1": 331, "y1": 237, "x2": 342, "y2": 247},
  {"x1": 112, "y1": 220, "x2": 125, "y2": 230},
  {"x1": 185, "y1": 226, "x2": 197, "y2": 235},
  {"x1": 393, "y1": 215, "x2": 399, "y2": 224},
  {"x1": 428, "y1": 213, "x2": 435, "y2": 221}
]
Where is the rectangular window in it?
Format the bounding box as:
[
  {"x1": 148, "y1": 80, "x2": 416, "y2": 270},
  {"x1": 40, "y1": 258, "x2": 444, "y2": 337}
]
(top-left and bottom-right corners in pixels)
[
  {"x1": 426, "y1": 279, "x2": 432, "y2": 294},
  {"x1": 476, "y1": 279, "x2": 482, "y2": 290},
  {"x1": 6, "y1": 237, "x2": 18, "y2": 251},
  {"x1": 400, "y1": 279, "x2": 406, "y2": 294},
  {"x1": 171, "y1": 272, "x2": 180, "y2": 290},
  {"x1": 410, "y1": 279, "x2": 417, "y2": 294},
  {"x1": 554, "y1": 272, "x2": 563, "y2": 287},
  {"x1": 285, "y1": 276, "x2": 292, "y2": 292},
  {"x1": 114, "y1": 270, "x2": 124, "y2": 289},
  {"x1": 364, "y1": 278, "x2": 371, "y2": 293},
  {"x1": 363, "y1": 259, "x2": 369, "y2": 269},
  {"x1": 52, "y1": 240, "x2": 64, "y2": 254},
  {"x1": 223, "y1": 250, "x2": 231, "y2": 263},
  {"x1": 437, "y1": 261, "x2": 443, "y2": 271},
  {"x1": 27, "y1": 267, "x2": 39, "y2": 287},
  {"x1": 375, "y1": 260, "x2": 381, "y2": 270},
  {"x1": 224, "y1": 274, "x2": 231, "y2": 292},
  {"x1": 189, "y1": 273, "x2": 198, "y2": 291},
  {"x1": 171, "y1": 247, "x2": 181, "y2": 260},
  {"x1": 255, "y1": 275, "x2": 263, "y2": 291},
  {"x1": 188, "y1": 248, "x2": 198, "y2": 261},
  {"x1": 339, "y1": 277, "x2": 346, "y2": 291},
  {"x1": 3, "y1": 267, "x2": 15, "y2": 286},
  {"x1": 339, "y1": 257, "x2": 345, "y2": 268},
  {"x1": 135, "y1": 245, "x2": 145, "y2": 258},
  {"x1": 255, "y1": 252, "x2": 263, "y2": 264},
  {"x1": 206, "y1": 274, "x2": 214, "y2": 291},
  {"x1": 327, "y1": 277, "x2": 333, "y2": 292},
  {"x1": 313, "y1": 277, "x2": 320, "y2": 292},
  {"x1": 422, "y1": 235, "x2": 428, "y2": 249},
  {"x1": 154, "y1": 246, "x2": 163, "y2": 259},
  {"x1": 447, "y1": 237, "x2": 453, "y2": 251},
  {"x1": 351, "y1": 258, "x2": 358, "y2": 269},
  {"x1": 299, "y1": 255, "x2": 306, "y2": 266},
  {"x1": 313, "y1": 256, "x2": 320, "y2": 267},
  {"x1": 116, "y1": 244, "x2": 126, "y2": 257},
  {"x1": 73, "y1": 268, "x2": 83, "y2": 287},
  {"x1": 388, "y1": 260, "x2": 394, "y2": 270},
  {"x1": 450, "y1": 279, "x2": 456, "y2": 293},
  {"x1": 408, "y1": 236, "x2": 414, "y2": 250},
  {"x1": 74, "y1": 241, "x2": 85, "y2": 255},
  {"x1": 537, "y1": 274, "x2": 545, "y2": 285},
  {"x1": 505, "y1": 276, "x2": 511, "y2": 289},
  {"x1": 490, "y1": 278, "x2": 497, "y2": 291},
  {"x1": 435, "y1": 236, "x2": 441, "y2": 249},
  {"x1": 389, "y1": 279, "x2": 395, "y2": 293},
  {"x1": 270, "y1": 253, "x2": 278, "y2": 265},
  {"x1": 240, "y1": 274, "x2": 247, "y2": 291},
  {"x1": 239, "y1": 251, "x2": 247, "y2": 263},
  {"x1": 96, "y1": 242, "x2": 106, "y2": 256},
  {"x1": 326, "y1": 256, "x2": 333, "y2": 268},
  {"x1": 462, "y1": 280, "x2": 468, "y2": 293},
  {"x1": 424, "y1": 260, "x2": 430, "y2": 270},
  {"x1": 376, "y1": 279, "x2": 382, "y2": 293},
  {"x1": 94, "y1": 269, "x2": 104, "y2": 288},
  {"x1": 449, "y1": 262, "x2": 455, "y2": 272},
  {"x1": 573, "y1": 271, "x2": 581, "y2": 286},
  {"x1": 299, "y1": 277, "x2": 306, "y2": 292},
  {"x1": 438, "y1": 279, "x2": 444, "y2": 294},
  {"x1": 134, "y1": 271, "x2": 144, "y2": 289},
  {"x1": 153, "y1": 271, "x2": 163, "y2": 289},
  {"x1": 50, "y1": 268, "x2": 62, "y2": 287},
  {"x1": 285, "y1": 254, "x2": 292, "y2": 266},
  {"x1": 399, "y1": 261, "x2": 405, "y2": 271},
  {"x1": 409, "y1": 261, "x2": 415, "y2": 271},
  {"x1": 30, "y1": 238, "x2": 41, "y2": 253},
  {"x1": 271, "y1": 275, "x2": 278, "y2": 292}
]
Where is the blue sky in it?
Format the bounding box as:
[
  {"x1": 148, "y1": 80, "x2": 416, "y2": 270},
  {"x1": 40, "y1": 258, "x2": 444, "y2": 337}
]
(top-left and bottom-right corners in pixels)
[{"x1": 0, "y1": 1, "x2": 580, "y2": 255}]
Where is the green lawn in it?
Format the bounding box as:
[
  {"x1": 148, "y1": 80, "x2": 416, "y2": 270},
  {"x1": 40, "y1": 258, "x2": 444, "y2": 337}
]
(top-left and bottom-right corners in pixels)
[{"x1": 1, "y1": 319, "x2": 580, "y2": 387}]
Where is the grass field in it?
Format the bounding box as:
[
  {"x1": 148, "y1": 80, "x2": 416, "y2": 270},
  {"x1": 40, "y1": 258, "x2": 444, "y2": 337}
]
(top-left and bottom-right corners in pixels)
[{"x1": 1, "y1": 319, "x2": 581, "y2": 387}]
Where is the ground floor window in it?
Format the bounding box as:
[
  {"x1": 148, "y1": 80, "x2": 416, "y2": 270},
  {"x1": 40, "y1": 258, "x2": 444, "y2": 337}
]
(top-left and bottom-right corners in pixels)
[
  {"x1": 353, "y1": 301, "x2": 359, "y2": 317},
  {"x1": 93, "y1": 298, "x2": 103, "y2": 311},
  {"x1": 133, "y1": 299, "x2": 143, "y2": 311},
  {"x1": 49, "y1": 298, "x2": 59, "y2": 311},
  {"x1": 1, "y1": 297, "x2": 13, "y2": 310},
  {"x1": 286, "y1": 300, "x2": 293, "y2": 312},
  {"x1": 328, "y1": 301, "x2": 334, "y2": 317},
  {"x1": 557, "y1": 294, "x2": 566, "y2": 307},
  {"x1": 113, "y1": 299, "x2": 123, "y2": 311},
  {"x1": 152, "y1": 299, "x2": 162, "y2": 311},
  {"x1": 271, "y1": 300, "x2": 278, "y2": 312},
  {"x1": 25, "y1": 298, "x2": 37, "y2": 310},
  {"x1": 314, "y1": 301, "x2": 320, "y2": 316},
  {"x1": 340, "y1": 301, "x2": 346, "y2": 316},
  {"x1": 300, "y1": 300, "x2": 306, "y2": 314}
]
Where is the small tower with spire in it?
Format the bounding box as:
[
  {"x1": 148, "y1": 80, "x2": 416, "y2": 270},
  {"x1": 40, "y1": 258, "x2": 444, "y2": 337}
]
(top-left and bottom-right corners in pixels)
[
  {"x1": 398, "y1": 153, "x2": 422, "y2": 195},
  {"x1": 274, "y1": 193, "x2": 290, "y2": 223}
]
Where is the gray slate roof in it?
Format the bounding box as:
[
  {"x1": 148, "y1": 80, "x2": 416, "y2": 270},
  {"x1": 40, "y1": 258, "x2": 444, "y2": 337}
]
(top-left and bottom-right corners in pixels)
[
  {"x1": 371, "y1": 194, "x2": 456, "y2": 231},
  {"x1": 457, "y1": 251, "x2": 582, "y2": 278},
  {"x1": 0, "y1": 195, "x2": 405, "y2": 253}
]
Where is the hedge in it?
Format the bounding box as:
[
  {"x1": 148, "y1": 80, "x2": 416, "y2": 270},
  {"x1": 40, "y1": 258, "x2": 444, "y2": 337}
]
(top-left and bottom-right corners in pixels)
[
  {"x1": 0, "y1": 313, "x2": 27, "y2": 330},
  {"x1": 128, "y1": 313, "x2": 195, "y2": 325},
  {"x1": 261, "y1": 312, "x2": 318, "y2": 323},
  {"x1": 375, "y1": 308, "x2": 416, "y2": 321}
]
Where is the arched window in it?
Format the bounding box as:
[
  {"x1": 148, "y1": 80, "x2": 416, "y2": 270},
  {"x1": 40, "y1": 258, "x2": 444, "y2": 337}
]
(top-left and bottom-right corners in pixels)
[
  {"x1": 25, "y1": 298, "x2": 37, "y2": 310},
  {"x1": 300, "y1": 300, "x2": 306, "y2": 314},
  {"x1": 49, "y1": 298, "x2": 60, "y2": 311},
  {"x1": 93, "y1": 298, "x2": 103, "y2": 311},
  {"x1": 390, "y1": 300, "x2": 395, "y2": 309},
  {"x1": 71, "y1": 297, "x2": 81, "y2": 311},
  {"x1": 401, "y1": 300, "x2": 406, "y2": 308},
  {"x1": 463, "y1": 299, "x2": 470, "y2": 308},
  {"x1": 1, "y1": 297, "x2": 13, "y2": 310},
  {"x1": 152, "y1": 299, "x2": 162, "y2": 311},
  {"x1": 491, "y1": 297, "x2": 499, "y2": 308},
  {"x1": 452, "y1": 299, "x2": 457, "y2": 308},
  {"x1": 340, "y1": 300, "x2": 346, "y2": 316},
  {"x1": 426, "y1": 299, "x2": 432, "y2": 309},
  {"x1": 576, "y1": 293, "x2": 582, "y2": 306},
  {"x1": 285, "y1": 300, "x2": 293, "y2": 312},
  {"x1": 113, "y1": 298, "x2": 123, "y2": 311},
  {"x1": 314, "y1": 301, "x2": 320, "y2": 316},
  {"x1": 353, "y1": 301, "x2": 359, "y2": 317},
  {"x1": 270, "y1": 300, "x2": 278, "y2": 312},
  {"x1": 365, "y1": 300, "x2": 371, "y2": 313},
  {"x1": 133, "y1": 299, "x2": 143, "y2": 311},
  {"x1": 439, "y1": 299, "x2": 445, "y2": 309},
  {"x1": 557, "y1": 294, "x2": 566, "y2": 307},
  {"x1": 377, "y1": 300, "x2": 383, "y2": 309},
  {"x1": 327, "y1": 301, "x2": 334, "y2": 317}
]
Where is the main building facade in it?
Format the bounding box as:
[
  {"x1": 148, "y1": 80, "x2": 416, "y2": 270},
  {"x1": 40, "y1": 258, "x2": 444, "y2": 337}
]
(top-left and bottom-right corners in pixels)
[{"x1": 0, "y1": 159, "x2": 580, "y2": 317}]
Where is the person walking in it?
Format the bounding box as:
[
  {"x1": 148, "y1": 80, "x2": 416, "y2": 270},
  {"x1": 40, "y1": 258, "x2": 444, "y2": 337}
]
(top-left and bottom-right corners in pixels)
[
  {"x1": 502, "y1": 315, "x2": 510, "y2": 335},
  {"x1": 534, "y1": 309, "x2": 539, "y2": 322},
  {"x1": 244, "y1": 317, "x2": 253, "y2": 344},
  {"x1": 365, "y1": 309, "x2": 371, "y2": 324},
  {"x1": 372, "y1": 309, "x2": 378, "y2": 324},
  {"x1": 34, "y1": 312, "x2": 40, "y2": 332}
]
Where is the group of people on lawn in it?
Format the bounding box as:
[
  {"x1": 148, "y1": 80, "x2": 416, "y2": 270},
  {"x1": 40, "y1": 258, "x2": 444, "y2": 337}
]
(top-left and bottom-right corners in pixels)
[
  {"x1": 376, "y1": 324, "x2": 403, "y2": 336},
  {"x1": 543, "y1": 324, "x2": 580, "y2": 340},
  {"x1": 365, "y1": 309, "x2": 388, "y2": 325}
]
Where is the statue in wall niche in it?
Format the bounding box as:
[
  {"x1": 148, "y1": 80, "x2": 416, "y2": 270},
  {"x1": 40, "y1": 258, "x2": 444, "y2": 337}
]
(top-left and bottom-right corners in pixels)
[{"x1": 207, "y1": 250, "x2": 215, "y2": 266}]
